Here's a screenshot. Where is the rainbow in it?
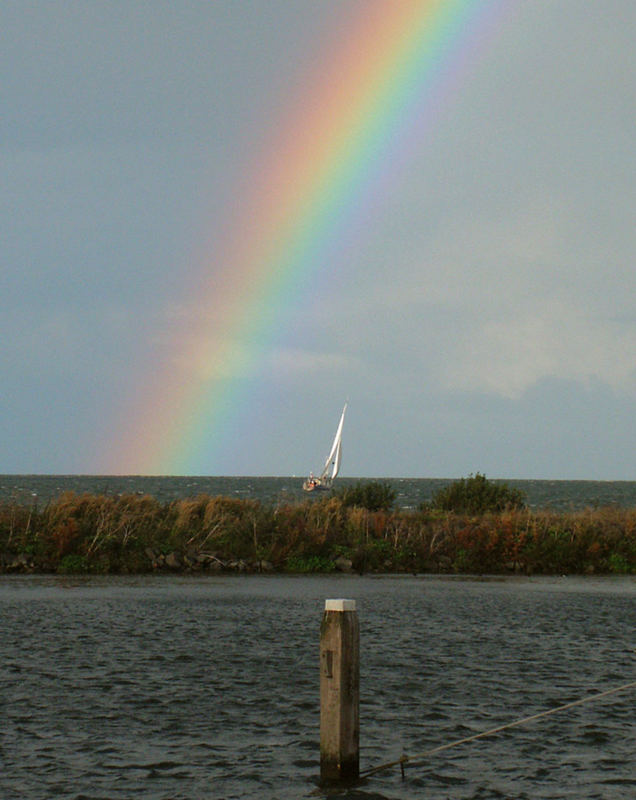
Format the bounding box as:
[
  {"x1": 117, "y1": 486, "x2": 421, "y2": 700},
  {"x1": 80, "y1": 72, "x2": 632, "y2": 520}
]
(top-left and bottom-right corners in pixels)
[{"x1": 107, "y1": 0, "x2": 512, "y2": 475}]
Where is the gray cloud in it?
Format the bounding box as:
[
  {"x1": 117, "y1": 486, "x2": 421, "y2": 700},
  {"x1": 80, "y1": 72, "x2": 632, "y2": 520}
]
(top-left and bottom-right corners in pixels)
[{"x1": 1, "y1": 1, "x2": 634, "y2": 477}]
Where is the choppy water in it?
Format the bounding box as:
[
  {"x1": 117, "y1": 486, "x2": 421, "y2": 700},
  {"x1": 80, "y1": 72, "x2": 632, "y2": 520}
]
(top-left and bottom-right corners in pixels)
[
  {"x1": 2, "y1": 475, "x2": 636, "y2": 510},
  {"x1": 1, "y1": 575, "x2": 634, "y2": 799}
]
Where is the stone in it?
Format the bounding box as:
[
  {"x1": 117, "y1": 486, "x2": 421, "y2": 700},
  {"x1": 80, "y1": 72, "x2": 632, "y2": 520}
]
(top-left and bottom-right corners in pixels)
[
  {"x1": 165, "y1": 551, "x2": 182, "y2": 569},
  {"x1": 334, "y1": 556, "x2": 353, "y2": 572}
]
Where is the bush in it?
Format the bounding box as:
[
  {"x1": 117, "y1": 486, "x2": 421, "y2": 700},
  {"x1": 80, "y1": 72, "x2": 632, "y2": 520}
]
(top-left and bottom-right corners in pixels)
[
  {"x1": 58, "y1": 553, "x2": 88, "y2": 574},
  {"x1": 335, "y1": 481, "x2": 396, "y2": 511},
  {"x1": 430, "y1": 473, "x2": 526, "y2": 514},
  {"x1": 608, "y1": 552, "x2": 633, "y2": 574},
  {"x1": 285, "y1": 555, "x2": 335, "y2": 573}
]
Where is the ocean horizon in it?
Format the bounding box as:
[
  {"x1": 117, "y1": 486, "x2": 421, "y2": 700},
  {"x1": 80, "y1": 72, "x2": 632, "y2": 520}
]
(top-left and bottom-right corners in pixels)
[{"x1": 2, "y1": 474, "x2": 636, "y2": 511}]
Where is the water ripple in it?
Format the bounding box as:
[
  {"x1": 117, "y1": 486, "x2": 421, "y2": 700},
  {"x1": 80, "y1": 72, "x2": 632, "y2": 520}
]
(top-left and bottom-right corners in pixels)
[{"x1": 1, "y1": 574, "x2": 634, "y2": 799}]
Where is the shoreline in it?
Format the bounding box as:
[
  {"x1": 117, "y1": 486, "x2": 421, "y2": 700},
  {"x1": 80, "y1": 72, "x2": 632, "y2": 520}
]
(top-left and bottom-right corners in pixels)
[{"x1": 2, "y1": 491, "x2": 635, "y2": 577}]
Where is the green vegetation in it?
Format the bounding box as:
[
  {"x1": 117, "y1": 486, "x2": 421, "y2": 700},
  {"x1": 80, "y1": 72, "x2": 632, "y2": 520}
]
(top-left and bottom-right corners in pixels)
[
  {"x1": 429, "y1": 473, "x2": 526, "y2": 513},
  {"x1": 0, "y1": 490, "x2": 634, "y2": 576},
  {"x1": 335, "y1": 480, "x2": 396, "y2": 511},
  {"x1": 285, "y1": 555, "x2": 336, "y2": 573}
]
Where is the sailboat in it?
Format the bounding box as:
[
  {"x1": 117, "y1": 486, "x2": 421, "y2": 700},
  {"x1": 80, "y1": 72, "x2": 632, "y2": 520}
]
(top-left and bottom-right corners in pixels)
[{"x1": 302, "y1": 403, "x2": 347, "y2": 492}]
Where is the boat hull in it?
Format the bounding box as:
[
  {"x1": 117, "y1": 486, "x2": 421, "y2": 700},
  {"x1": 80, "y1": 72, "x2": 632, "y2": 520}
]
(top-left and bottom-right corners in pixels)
[{"x1": 302, "y1": 478, "x2": 333, "y2": 492}]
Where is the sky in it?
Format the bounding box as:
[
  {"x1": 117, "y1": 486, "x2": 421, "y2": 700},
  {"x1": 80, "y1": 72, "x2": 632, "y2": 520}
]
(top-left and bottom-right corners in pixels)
[{"x1": 2, "y1": 0, "x2": 635, "y2": 479}]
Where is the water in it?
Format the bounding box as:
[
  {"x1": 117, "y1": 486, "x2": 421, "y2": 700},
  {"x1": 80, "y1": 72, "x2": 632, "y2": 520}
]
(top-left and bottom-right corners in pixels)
[
  {"x1": 1, "y1": 574, "x2": 634, "y2": 799},
  {"x1": 2, "y1": 475, "x2": 636, "y2": 510}
]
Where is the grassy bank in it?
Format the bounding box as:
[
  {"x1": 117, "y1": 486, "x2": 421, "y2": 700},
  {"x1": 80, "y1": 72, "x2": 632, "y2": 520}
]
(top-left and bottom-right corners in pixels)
[{"x1": 1, "y1": 491, "x2": 635, "y2": 576}]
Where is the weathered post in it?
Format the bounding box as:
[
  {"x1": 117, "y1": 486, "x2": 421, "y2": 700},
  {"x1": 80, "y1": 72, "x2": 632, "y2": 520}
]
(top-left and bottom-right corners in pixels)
[{"x1": 320, "y1": 598, "x2": 359, "y2": 783}]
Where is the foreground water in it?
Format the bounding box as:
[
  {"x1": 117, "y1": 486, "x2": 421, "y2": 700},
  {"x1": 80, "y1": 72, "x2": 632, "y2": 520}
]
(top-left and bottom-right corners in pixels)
[
  {"x1": 1, "y1": 575, "x2": 634, "y2": 799},
  {"x1": 3, "y1": 475, "x2": 636, "y2": 510}
]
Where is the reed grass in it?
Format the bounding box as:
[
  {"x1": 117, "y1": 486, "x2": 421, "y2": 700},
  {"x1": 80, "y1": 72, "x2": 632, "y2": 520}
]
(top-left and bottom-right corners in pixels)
[{"x1": 0, "y1": 492, "x2": 634, "y2": 575}]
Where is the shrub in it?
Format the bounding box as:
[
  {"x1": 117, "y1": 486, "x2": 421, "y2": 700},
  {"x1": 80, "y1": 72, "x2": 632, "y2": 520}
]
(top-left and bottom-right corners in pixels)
[
  {"x1": 284, "y1": 555, "x2": 335, "y2": 573},
  {"x1": 335, "y1": 481, "x2": 396, "y2": 511},
  {"x1": 58, "y1": 553, "x2": 88, "y2": 574},
  {"x1": 430, "y1": 473, "x2": 525, "y2": 514},
  {"x1": 608, "y1": 552, "x2": 632, "y2": 574}
]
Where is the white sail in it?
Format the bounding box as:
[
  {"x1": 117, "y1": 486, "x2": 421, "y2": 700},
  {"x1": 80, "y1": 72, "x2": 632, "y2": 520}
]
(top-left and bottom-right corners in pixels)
[
  {"x1": 320, "y1": 403, "x2": 347, "y2": 481},
  {"x1": 303, "y1": 402, "x2": 347, "y2": 492},
  {"x1": 332, "y1": 438, "x2": 342, "y2": 480}
]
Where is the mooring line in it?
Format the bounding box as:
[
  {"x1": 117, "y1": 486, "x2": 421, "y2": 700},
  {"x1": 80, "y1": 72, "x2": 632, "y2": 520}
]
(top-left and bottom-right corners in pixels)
[{"x1": 360, "y1": 680, "x2": 636, "y2": 779}]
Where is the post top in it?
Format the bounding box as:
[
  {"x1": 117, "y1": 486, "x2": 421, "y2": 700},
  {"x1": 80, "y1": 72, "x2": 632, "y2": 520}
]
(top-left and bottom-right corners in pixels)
[{"x1": 325, "y1": 598, "x2": 356, "y2": 612}]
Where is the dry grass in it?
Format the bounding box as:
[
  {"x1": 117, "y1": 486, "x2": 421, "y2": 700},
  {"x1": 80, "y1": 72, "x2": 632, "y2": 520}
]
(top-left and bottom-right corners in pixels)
[{"x1": 0, "y1": 494, "x2": 634, "y2": 575}]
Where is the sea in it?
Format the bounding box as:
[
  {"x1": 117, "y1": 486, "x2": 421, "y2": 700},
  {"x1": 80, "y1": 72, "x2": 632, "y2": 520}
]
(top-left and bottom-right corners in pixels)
[
  {"x1": 1, "y1": 574, "x2": 634, "y2": 800},
  {"x1": 2, "y1": 474, "x2": 636, "y2": 511},
  {"x1": 1, "y1": 478, "x2": 635, "y2": 799}
]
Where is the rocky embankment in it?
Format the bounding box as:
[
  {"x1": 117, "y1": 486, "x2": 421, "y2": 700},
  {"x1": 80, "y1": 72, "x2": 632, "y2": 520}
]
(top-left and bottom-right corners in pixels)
[
  {"x1": 143, "y1": 548, "x2": 276, "y2": 573},
  {"x1": 1, "y1": 547, "x2": 357, "y2": 575}
]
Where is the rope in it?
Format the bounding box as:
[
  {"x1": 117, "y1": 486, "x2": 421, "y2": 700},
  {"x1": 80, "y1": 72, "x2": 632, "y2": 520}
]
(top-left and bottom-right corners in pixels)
[{"x1": 360, "y1": 680, "x2": 636, "y2": 779}]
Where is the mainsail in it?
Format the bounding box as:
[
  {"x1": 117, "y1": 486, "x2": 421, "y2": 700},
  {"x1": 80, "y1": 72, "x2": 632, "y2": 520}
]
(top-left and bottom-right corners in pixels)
[{"x1": 321, "y1": 403, "x2": 346, "y2": 481}]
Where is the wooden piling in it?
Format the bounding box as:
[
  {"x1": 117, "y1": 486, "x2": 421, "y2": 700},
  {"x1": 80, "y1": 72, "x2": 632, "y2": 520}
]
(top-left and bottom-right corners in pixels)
[{"x1": 320, "y1": 598, "x2": 359, "y2": 783}]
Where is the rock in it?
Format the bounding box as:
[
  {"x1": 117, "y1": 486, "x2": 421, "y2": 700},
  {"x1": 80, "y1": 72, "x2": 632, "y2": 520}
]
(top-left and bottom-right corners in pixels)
[
  {"x1": 198, "y1": 552, "x2": 225, "y2": 570},
  {"x1": 7, "y1": 553, "x2": 34, "y2": 572},
  {"x1": 145, "y1": 547, "x2": 164, "y2": 569},
  {"x1": 334, "y1": 555, "x2": 353, "y2": 572},
  {"x1": 258, "y1": 560, "x2": 274, "y2": 572},
  {"x1": 164, "y1": 551, "x2": 182, "y2": 569}
]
